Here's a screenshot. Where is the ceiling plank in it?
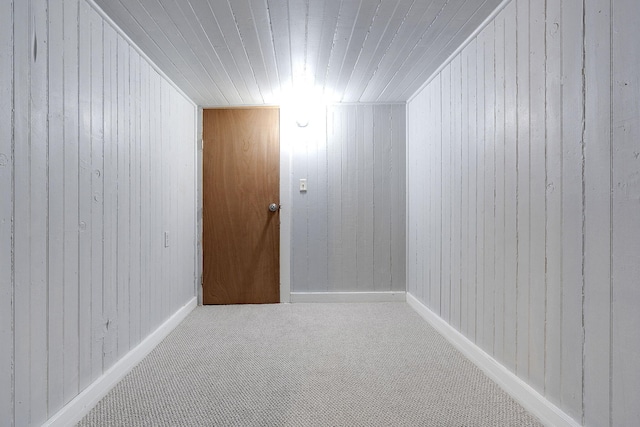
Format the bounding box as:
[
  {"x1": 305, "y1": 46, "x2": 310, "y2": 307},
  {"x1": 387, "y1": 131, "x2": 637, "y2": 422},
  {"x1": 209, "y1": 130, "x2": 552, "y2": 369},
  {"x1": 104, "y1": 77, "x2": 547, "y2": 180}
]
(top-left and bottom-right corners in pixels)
[
  {"x1": 342, "y1": 0, "x2": 414, "y2": 102},
  {"x1": 93, "y1": 0, "x2": 504, "y2": 105}
]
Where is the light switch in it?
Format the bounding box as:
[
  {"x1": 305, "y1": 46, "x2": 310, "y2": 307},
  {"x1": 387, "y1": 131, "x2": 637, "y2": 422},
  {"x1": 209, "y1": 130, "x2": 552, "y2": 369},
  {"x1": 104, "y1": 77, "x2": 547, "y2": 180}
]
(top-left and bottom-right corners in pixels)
[
  {"x1": 164, "y1": 231, "x2": 170, "y2": 248},
  {"x1": 299, "y1": 179, "x2": 308, "y2": 192}
]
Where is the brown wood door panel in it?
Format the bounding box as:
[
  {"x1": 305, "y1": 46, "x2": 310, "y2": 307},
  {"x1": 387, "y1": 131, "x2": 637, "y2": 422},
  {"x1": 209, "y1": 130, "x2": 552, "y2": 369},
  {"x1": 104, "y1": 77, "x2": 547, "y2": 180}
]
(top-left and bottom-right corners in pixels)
[{"x1": 203, "y1": 108, "x2": 280, "y2": 304}]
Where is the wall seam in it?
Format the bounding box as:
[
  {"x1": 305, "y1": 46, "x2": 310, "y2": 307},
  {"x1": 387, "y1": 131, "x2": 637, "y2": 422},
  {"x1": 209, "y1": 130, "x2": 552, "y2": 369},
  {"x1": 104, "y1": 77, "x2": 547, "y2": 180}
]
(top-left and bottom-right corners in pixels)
[
  {"x1": 579, "y1": 0, "x2": 587, "y2": 423},
  {"x1": 10, "y1": 0, "x2": 16, "y2": 423},
  {"x1": 608, "y1": 0, "x2": 614, "y2": 424}
]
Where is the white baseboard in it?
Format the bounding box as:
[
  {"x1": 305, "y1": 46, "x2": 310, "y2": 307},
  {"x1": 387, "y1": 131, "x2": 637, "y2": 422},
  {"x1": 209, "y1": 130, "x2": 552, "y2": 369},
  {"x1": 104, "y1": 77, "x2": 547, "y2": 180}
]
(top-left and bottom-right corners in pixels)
[
  {"x1": 406, "y1": 293, "x2": 580, "y2": 427},
  {"x1": 290, "y1": 291, "x2": 406, "y2": 303},
  {"x1": 43, "y1": 297, "x2": 197, "y2": 427}
]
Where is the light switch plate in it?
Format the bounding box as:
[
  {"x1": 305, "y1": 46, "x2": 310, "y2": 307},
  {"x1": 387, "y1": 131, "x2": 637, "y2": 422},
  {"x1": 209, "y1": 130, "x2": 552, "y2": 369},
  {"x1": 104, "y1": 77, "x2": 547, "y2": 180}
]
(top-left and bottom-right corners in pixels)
[{"x1": 299, "y1": 179, "x2": 308, "y2": 192}]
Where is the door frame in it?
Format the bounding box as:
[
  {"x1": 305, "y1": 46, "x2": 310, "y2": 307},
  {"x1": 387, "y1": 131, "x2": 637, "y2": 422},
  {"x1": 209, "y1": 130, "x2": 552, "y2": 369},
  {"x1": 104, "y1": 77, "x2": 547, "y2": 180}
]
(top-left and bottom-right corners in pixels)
[{"x1": 196, "y1": 106, "x2": 292, "y2": 304}]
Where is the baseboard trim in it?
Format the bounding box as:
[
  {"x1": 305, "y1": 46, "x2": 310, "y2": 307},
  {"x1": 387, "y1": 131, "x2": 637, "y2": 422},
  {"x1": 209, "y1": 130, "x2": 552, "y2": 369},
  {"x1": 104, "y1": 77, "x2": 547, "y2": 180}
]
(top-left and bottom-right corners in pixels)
[
  {"x1": 290, "y1": 291, "x2": 406, "y2": 303},
  {"x1": 406, "y1": 293, "x2": 580, "y2": 427},
  {"x1": 43, "y1": 297, "x2": 197, "y2": 427}
]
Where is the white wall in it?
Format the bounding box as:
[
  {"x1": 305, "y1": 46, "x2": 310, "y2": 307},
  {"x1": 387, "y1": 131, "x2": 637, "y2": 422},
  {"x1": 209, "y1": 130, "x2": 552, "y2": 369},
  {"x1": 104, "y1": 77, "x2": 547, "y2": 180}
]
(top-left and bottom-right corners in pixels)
[
  {"x1": 406, "y1": 0, "x2": 640, "y2": 425},
  {"x1": 0, "y1": 0, "x2": 197, "y2": 425},
  {"x1": 285, "y1": 104, "x2": 406, "y2": 293}
]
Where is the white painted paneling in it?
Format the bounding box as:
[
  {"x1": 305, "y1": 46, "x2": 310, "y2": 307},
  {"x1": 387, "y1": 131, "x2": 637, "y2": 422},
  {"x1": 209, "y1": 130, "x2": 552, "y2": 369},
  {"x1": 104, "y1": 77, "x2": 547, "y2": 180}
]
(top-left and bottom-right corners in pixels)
[
  {"x1": 78, "y1": 0, "x2": 93, "y2": 392},
  {"x1": 289, "y1": 104, "x2": 405, "y2": 293},
  {"x1": 92, "y1": 0, "x2": 503, "y2": 105},
  {"x1": 559, "y1": 0, "x2": 585, "y2": 419},
  {"x1": 47, "y1": 0, "x2": 65, "y2": 416},
  {"x1": 582, "y1": 0, "x2": 612, "y2": 425},
  {"x1": 1, "y1": 1, "x2": 198, "y2": 424},
  {"x1": 527, "y1": 0, "x2": 546, "y2": 393},
  {"x1": 514, "y1": 0, "x2": 530, "y2": 384},
  {"x1": 544, "y1": 0, "x2": 562, "y2": 405},
  {"x1": 62, "y1": 0, "x2": 81, "y2": 405},
  {"x1": 502, "y1": 1, "x2": 517, "y2": 374},
  {"x1": 612, "y1": 1, "x2": 640, "y2": 425},
  {"x1": 463, "y1": 39, "x2": 478, "y2": 341},
  {"x1": 13, "y1": 1, "x2": 32, "y2": 423},
  {"x1": 406, "y1": 0, "x2": 640, "y2": 425},
  {"x1": 29, "y1": 0, "x2": 50, "y2": 423},
  {"x1": 103, "y1": 23, "x2": 119, "y2": 372},
  {"x1": 482, "y1": 20, "x2": 495, "y2": 357},
  {"x1": 493, "y1": 13, "x2": 505, "y2": 364},
  {"x1": 0, "y1": 0, "x2": 13, "y2": 424}
]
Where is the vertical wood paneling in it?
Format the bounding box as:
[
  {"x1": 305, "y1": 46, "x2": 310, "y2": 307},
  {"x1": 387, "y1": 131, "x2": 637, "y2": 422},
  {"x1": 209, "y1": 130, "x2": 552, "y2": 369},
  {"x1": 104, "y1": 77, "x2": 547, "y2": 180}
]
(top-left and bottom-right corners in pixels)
[
  {"x1": 0, "y1": 0, "x2": 13, "y2": 423},
  {"x1": 450, "y1": 56, "x2": 462, "y2": 331},
  {"x1": 373, "y1": 105, "x2": 393, "y2": 291},
  {"x1": 391, "y1": 103, "x2": 406, "y2": 291},
  {"x1": 326, "y1": 108, "x2": 343, "y2": 290},
  {"x1": 493, "y1": 13, "x2": 505, "y2": 363},
  {"x1": 102, "y1": 23, "x2": 118, "y2": 371},
  {"x1": 29, "y1": 0, "x2": 49, "y2": 423},
  {"x1": 129, "y1": 46, "x2": 141, "y2": 346},
  {"x1": 116, "y1": 34, "x2": 131, "y2": 359},
  {"x1": 560, "y1": 0, "x2": 584, "y2": 418},
  {"x1": 482, "y1": 21, "x2": 496, "y2": 356},
  {"x1": 78, "y1": 0, "x2": 93, "y2": 392},
  {"x1": 139, "y1": 59, "x2": 150, "y2": 337},
  {"x1": 434, "y1": 80, "x2": 440, "y2": 306},
  {"x1": 148, "y1": 70, "x2": 160, "y2": 327},
  {"x1": 62, "y1": 0, "x2": 80, "y2": 405},
  {"x1": 528, "y1": 0, "x2": 547, "y2": 392},
  {"x1": 502, "y1": 1, "x2": 517, "y2": 373},
  {"x1": 440, "y1": 67, "x2": 451, "y2": 321},
  {"x1": 308, "y1": 111, "x2": 329, "y2": 291},
  {"x1": 466, "y1": 39, "x2": 477, "y2": 342},
  {"x1": 13, "y1": 0, "x2": 31, "y2": 422},
  {"x1": 583, "y1": 0, "x2": 612, "y2": 425},
  {"x1": 426, "y1": 87, "x2": 433, "y2": 302},
  {"x1": 612, "y1": 1, "x2": 640, "y2": 424},
  {"x1": 291, "y1": 114, "x2": 309, "y2": 291},
  {"x1": 160, "y1": 79, "x2": 171, "y2": 317},
  {"x1": 544, "y1": 0, "x2": 563, "y2": 403},
  {"x1": 291, "y1": 104, "x2": 405, "y2": 293},
  {"x1": 2, "y1": 1, "x2": 198, "y2": 423},
  {"x1": 90, "y1": 8, "x2": 105, "y2": 381},
  {"x1": 342, "y1": 107, "x2": 357, "y2": 290},
  {"x1": 407, "y1": 0, "x2": 639, "y2": 425},
  {"x1": 474, "y1": 33, "x2": 485, "y2": 346},
  {"x1": 460, "y1": 47, "x2": 470, "y2": 337},
  {"x1": 170, "y1": 86, "x2": 180, "y2": 313},
  {"x1": 356, "y1": 105, "x2": 374, "y2": 290},
  {"x1": 514, "y1": 0, "x2": 531, "y2": 382},
  {"x1": 47, "y1": 0, "x2": 65, "y2": 416}
]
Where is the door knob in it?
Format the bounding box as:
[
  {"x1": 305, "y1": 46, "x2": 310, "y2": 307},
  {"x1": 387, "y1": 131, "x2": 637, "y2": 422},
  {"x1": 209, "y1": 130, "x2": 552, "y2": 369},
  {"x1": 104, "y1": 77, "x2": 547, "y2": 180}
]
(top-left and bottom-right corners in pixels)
[{"x1": 269, "y1": 203, "x2": 279, "y2": 212}]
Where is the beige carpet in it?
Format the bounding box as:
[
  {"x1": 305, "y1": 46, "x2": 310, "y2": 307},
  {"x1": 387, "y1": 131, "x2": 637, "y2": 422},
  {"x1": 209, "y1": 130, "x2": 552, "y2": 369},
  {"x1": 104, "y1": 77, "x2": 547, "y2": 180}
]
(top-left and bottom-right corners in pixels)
[{"x1": 78, "y1": 303, "x2": 542, "y2": 426}]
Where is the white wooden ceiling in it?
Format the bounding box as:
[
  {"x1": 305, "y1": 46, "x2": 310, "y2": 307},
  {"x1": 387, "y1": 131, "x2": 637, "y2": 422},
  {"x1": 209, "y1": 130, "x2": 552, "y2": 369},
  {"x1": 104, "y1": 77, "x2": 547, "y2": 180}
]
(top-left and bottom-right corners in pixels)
[{"x1": 94, "y1": 0, "x2": 502, "y2": 106}]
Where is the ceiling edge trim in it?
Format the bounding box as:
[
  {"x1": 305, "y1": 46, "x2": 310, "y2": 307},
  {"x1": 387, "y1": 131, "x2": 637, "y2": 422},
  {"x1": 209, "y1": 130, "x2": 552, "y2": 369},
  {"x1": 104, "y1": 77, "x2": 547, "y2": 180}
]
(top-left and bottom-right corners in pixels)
[
  {"x1": 406, "y1": 0, "x2": 514, "y2": 104},
  {"x1": 85, "y1": 0, "x2": 198, "y2": 108}
]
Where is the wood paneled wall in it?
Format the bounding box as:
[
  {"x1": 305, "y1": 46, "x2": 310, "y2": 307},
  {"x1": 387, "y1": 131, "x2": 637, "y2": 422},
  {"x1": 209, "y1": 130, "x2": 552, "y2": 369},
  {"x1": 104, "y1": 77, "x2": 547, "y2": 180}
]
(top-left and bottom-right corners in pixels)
[
  {"x1": 0, "y1": 1, "x2": 197, "y2": 425},
  {"x1": 288, "y1": 104, "x2": 406, "y2": 293},
  {"x1": 406, "y1": 0, "x2": 640, "y2": 425}
]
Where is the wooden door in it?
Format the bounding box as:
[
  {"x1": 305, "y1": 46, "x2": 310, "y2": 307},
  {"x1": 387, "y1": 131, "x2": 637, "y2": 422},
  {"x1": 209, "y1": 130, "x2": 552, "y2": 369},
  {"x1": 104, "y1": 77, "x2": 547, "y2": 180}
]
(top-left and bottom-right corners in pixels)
[{"x1": 202, "y1": 108, "x2": 280, "y2": 304}]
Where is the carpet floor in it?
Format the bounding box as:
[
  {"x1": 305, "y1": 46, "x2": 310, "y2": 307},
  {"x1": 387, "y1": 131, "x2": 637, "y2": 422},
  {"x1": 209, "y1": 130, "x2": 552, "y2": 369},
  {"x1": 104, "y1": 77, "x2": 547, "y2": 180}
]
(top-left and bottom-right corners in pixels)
[{"x1": 78, "y1": 303, "x2": 542, "y2": 426}]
